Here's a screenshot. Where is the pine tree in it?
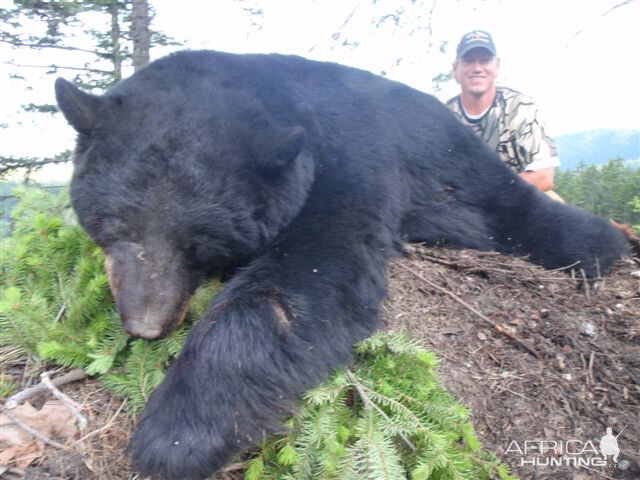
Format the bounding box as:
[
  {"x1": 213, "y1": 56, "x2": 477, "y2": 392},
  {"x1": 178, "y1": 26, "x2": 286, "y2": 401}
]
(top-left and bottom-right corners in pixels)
[{"x1": 0, "y1": 0, "x2": 179, "y2": 179}]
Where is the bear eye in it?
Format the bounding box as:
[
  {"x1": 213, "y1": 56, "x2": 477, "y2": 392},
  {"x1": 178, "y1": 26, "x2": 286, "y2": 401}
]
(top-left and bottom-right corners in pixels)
[
  {"x1": 99, "y1": 217, "x2": 127, "y2": 244},
  {"x1": 187, "y1": 238, "x2": 211, "y2": 261}
]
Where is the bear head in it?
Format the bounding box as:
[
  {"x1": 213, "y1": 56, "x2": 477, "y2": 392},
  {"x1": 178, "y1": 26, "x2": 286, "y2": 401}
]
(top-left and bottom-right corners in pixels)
[{"x1": 55, "y1": 73, "x2": 314, "y2": 339}]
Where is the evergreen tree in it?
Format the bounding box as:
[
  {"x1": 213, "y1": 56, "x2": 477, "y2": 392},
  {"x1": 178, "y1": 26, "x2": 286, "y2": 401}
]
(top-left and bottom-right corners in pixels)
[
  {"x1": 631, "y1": 196, "x2": 640, "y2": 231},
  {"x1": 1, "y1": 0, "x2": 175, "y2": 88},
  {"x1": 0, "y1": 0, "x2": 178, "y2": 179},
  {"x1": 131, "y1": 0, "x2": 151, "y2": 70},
  {"x1": 556, "y1": 158, "x2": 640, "y2": 227}
]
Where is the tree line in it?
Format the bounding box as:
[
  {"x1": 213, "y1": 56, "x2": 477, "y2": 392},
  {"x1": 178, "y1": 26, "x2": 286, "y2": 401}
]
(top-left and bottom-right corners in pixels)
[{"x1": 555, "y1": 158, "x2": 640, "y2": 230}]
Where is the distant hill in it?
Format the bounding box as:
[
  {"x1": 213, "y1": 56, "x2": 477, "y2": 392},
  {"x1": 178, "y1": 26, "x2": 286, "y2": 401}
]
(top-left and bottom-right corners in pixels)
[{"x1": 554, "y1": 129, "x2": 640, "y2": 170}]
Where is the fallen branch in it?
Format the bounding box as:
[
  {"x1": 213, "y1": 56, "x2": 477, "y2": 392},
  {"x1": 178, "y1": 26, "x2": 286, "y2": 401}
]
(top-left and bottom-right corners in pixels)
[
  {"x1": 396, "y1": 262, "x2": 541, "y2": 359},
  {"x1": 41, "y1": 372, "x2": 88, "y2": 430},
  {"x1": 5, "y1": 369, "x2": 87, "y2": 410}
]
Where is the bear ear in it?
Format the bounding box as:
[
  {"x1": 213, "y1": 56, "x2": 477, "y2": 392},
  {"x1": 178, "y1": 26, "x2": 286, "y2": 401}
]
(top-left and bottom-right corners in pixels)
[
  {"x1": 55, "y1": 77, "x2": 103, "y2": 135},
  {"x1": 256, "y1": 126, "x2": 306, "y2": 174}
]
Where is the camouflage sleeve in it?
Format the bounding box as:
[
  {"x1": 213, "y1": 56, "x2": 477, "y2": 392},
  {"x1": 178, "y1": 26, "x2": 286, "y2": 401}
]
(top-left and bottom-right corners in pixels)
[
  {"x1": 507, "y1": 92, "x2": 560, "y2": 171},
  {"x1": 445, "y1": 96, "x2": 464, "y2": 122}
]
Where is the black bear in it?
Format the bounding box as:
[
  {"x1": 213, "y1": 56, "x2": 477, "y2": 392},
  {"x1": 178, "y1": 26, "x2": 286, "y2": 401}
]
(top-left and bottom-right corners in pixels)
[{"x1": 55, "y1": 50, "x2": 627, "y2": 479}]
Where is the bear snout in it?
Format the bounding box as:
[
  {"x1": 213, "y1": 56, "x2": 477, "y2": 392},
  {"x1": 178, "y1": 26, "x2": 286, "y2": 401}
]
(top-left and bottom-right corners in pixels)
[{"x1": 106, "y1": 241, "x2": 198, "y2": 339}]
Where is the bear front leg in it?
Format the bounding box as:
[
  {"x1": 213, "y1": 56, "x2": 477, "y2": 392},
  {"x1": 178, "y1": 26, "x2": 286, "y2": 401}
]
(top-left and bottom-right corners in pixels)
[
  {"x1": 483, "y1": 183, "x2": 628, "y2": 276},
  {"x1": 128, "y1": 216, "x2": 396, "y2": 479}
]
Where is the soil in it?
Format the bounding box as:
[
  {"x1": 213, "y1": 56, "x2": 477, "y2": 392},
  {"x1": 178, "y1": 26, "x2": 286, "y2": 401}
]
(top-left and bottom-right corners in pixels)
[
  {"x1": 1, "y1": 245, "x2": 638, "y2": 480},
  {"x1": 384, "y1": 245, "x2": 639, "y2": 480}
]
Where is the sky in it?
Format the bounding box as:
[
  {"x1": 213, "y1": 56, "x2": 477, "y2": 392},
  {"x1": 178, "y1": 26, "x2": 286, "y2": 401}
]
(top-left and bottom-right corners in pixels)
[{"x1": 1, "y1": 0, "x2": 639, "y2": 182}]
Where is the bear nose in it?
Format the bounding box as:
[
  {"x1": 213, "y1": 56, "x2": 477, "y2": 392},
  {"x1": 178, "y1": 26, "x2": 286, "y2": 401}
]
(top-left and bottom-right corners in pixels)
[{"x1": 123, "y1": 315, "x2": 165, "y2": 339}]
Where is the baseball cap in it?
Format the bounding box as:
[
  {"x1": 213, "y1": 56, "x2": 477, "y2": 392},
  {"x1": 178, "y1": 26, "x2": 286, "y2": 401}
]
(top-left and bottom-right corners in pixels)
[{"x1": 456, "y1": 30, "x2": 497, "y2": 58}]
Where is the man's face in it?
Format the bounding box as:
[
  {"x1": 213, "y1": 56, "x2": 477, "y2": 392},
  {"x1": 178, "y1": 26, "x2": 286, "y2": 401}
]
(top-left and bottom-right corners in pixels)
[{"x1": 452, "y1": 48, "x2": 500, "y2": 97}]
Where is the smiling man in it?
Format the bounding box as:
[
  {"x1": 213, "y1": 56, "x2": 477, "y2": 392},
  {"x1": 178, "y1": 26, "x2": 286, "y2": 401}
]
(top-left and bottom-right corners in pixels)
[{"x1": 446, "y1": 30, "x2": 562, "y2": 199}]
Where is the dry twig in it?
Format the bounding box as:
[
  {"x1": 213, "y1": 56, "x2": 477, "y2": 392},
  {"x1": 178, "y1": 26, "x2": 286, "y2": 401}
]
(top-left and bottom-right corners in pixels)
[
  {"x1": 5, "y1": 369, "x2": 88, "y2": 409},
  {"x1": 396, "y1": 262, "x2": 540, "y2": 359},
  {"x1": 41, "y1": 372, "x2": 88, "y2": 430}
]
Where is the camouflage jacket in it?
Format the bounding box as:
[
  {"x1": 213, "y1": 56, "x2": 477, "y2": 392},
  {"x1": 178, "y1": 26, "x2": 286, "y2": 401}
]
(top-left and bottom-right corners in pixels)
[{"x1": 446, "y1": 87, "x2": 560, "y2": 173}]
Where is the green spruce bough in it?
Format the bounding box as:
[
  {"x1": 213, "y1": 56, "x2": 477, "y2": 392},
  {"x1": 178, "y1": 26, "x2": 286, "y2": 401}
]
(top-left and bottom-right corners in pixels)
[
  {"x1": 0, "y1": 187, "x2": 206, "y2": 407},
  {"x1": 0, "y1": 187, "x2": 514, "y2": 479},
  {"x1": 246, "y1": 332, "x2": 514, "y2": 480}
]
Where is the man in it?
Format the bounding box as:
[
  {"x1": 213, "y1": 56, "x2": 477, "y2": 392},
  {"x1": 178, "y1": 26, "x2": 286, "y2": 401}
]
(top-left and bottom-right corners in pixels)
[
  {"x1": 446, "y1": 30, "x2": 640, "y2": 249},
  {"x1": 446, "y1": 30, "x2": 562, "y2": 200}
]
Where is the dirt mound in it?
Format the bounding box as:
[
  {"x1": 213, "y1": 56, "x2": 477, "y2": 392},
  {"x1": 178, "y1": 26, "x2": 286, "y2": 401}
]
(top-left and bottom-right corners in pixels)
[
  {"x1": 385, "y1": 245, "x2": 640, "y2": 480},
  {"x1": 2, "y1": 246, "x2": 638, "y2": 479}
]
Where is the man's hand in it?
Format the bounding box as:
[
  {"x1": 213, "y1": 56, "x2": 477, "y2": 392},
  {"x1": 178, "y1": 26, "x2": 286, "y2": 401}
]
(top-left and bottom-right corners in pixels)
[{"x1": 519, "y1": 167, "x2": 555, "y2": 192}]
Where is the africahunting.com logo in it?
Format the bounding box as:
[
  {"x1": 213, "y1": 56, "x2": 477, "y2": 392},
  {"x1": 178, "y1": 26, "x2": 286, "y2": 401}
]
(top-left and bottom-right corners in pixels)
[{"x1": 506, "y1": 426, "x2": 627, "y2": 469}]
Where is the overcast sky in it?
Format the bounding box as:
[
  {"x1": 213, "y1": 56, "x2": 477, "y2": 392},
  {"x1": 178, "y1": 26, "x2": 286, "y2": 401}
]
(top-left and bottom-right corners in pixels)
[{"x1": 1, "y1": 0, "x2": 639, "y2": 182}]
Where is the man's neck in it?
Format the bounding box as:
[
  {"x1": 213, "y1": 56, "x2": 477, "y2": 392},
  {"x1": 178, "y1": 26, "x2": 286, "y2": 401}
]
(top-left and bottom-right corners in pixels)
[{"x1": 460, "y1": 86, "x2": 497, "y2": 116}]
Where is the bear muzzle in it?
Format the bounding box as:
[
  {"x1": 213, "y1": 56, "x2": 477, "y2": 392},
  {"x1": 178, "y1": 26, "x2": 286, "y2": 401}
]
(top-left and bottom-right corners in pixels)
[{"x1": 104, "y1": 242, "x2": 198, "y2": 339}]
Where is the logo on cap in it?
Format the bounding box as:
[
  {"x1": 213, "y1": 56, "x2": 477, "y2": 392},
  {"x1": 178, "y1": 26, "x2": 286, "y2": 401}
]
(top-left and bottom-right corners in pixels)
[
  {"x1": 457, "y1": 30, "x2": 497, "y2": 58},
  {"x1": 465, "y1": 31, "x2": 491, "y2": 42}
]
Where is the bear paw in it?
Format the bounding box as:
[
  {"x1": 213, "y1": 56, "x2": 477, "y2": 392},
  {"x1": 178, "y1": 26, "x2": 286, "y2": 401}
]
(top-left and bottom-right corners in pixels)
[{"x1": 128, "y1": 375, "x2": 236, "y2": 480}]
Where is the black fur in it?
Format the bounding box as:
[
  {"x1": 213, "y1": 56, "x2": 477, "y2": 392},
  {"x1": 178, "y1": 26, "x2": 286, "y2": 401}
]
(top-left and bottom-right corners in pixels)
[{"x1": 55, "y1": 50, "x2": 627, "y2": 479}]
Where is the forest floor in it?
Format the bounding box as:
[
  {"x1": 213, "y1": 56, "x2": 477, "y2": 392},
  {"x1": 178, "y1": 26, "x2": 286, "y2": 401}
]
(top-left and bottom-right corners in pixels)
[
  {"x1": 1, "y1": 245, "x2": 639, "y2": 480},
  {"x1": 384, "y1": 245, "x2": 639, "y2": 480}
]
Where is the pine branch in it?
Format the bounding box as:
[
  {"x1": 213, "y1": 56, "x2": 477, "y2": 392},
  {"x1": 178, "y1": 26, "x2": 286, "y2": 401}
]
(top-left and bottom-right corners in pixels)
[
  {"x1": 346, "y1": 369, "x2": 417, "y2": 452},
  {"x1": 0, "y1": 37, "x2": 111, "y2": 57},
  {"x1": 0, "y1": 152, "x2": 71, "y2": 176},
  {"x1": 4, "y1": 59, "x2": 113, "y2": 75}
]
